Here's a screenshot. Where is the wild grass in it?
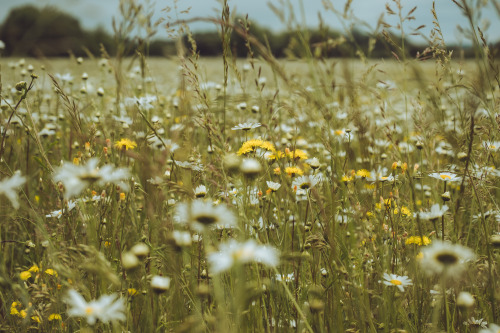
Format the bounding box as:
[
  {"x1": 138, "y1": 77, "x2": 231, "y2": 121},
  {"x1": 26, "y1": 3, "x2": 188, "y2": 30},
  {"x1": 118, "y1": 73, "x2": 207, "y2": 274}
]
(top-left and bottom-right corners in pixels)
[{"x1": 0, "y1": 0, "x2": 499, "y2": 332}]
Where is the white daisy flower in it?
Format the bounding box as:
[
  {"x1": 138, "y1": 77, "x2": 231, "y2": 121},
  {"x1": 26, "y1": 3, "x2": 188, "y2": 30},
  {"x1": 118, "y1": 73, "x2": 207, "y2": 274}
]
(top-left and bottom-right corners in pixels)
[
  {"x1": 464, "y1": 317, "x2": 488, "y2": 328},
  {"x1": 456, "y1": 291, "x2": 475, "y2": 308},
  {"x1": 483, "y1": 141, "x2": 500, "y2": 152},
  {"x1": 0, "y1": 171, "x2": 26, "y2": 209},
  {"x1": 292, "y1": 174, "x2": 321, "y2": 190},
  {"x1": 266, "y1": 181, "x2": 281, "y2": 192},
  {"x1": 275, "y1": 272, "x2": 295, "y2": 282},
  {"x1": 416, "y1": 204, "x2": 449, "y2": 221},
  {"x1": 64, "y1": 289, "x2": 126, "y2": 325},
  {"x1": 194, "y1": 185, "x2": 208, "y2": 198},
  {"x1": 151, "y1": 275, "x2": 171, "y2": 293},
  {"x1": 382, "y1": 273, "x2": 412, "y2": 292},
  {"x1": 419, "y1": 240, "x2": 475, "y2": 278},
  {"x1": 305, "y1": 157, "x2": 321, "y2": 170},
  {"x1": 231, "y1": 122, "x2": 261, "y2": 131},
  {"x1": 172, "y1": 230, "x2": 192, "y2": 247},
  {"x1": 46, "y1": 200, "x2": 78, "y2": 219},
  {"x1": 240, "y1": 158, "x2": 262, "y2": 176},
  {"x1": 208, "y1": 239, "x2": 279, "y2": 274},
  {"x1": 480, "y1": 324, "x2": 500, "y2": 333},
  {"x1": 53, "y1": 158, "x2": 130, "y2": 199},
  {"x1": 428, "y1": 172, "x2": 461, "y2": 182},
  {"x1": 174, "y1": 199, "x2": 236, "y2": 231}
]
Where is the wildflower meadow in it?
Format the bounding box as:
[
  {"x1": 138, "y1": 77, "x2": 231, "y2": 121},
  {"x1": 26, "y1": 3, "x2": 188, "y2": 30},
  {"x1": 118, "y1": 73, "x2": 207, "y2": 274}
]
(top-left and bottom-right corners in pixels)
[{"x1": 0, "y1": 0, "x2": 499, "y2": 332}]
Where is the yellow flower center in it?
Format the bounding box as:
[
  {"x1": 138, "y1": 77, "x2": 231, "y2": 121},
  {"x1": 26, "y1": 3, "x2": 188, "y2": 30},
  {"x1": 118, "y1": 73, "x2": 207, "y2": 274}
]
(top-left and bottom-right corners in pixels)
[
  {"x1": 233, "y1": 248, "x2": 253, "y2": 261},
  {"x1": 85, "y1": 307, "x2": 94, "y2": 315},
  {"x1": 390, "y1": 279, "x2": 402, "y2": 285},
  {"x1": 440, "y1": 174, "x2": 451, "y2": 180}
]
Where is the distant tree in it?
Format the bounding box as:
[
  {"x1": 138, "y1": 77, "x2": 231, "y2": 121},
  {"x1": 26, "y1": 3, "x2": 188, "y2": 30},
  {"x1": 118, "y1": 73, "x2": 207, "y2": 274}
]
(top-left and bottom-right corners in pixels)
[{"x1": 0, "y1": 5, "x2": 114, "y2": 57}]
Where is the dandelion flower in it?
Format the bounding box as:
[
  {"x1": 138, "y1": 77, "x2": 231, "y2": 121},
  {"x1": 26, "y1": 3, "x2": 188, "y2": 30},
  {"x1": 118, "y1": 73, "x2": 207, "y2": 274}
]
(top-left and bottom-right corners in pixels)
[
  {"x1": 114, "y1": 138, "x2": 137, "y2": 150},
  {"x1": 208, "y1": 239, "x2": 279, "y2": 274},
  {"x1": 0, "y1": 171, "x2": 26, "y2": 209},
  {"x1": 420, "y1": 240, "x2": 475, "y2": 277},
  {"x1": 356, "y1": 169, "x2": 371, "y2": 179},
  {"x1": 382, "y1": 273, "x2": 413, "y2": 292},
  {"x1": 48, "y1": 313, "x2": 62, "y2": 321},
  {"x1": 64, "y1": 289, "x2": 126, "y2": 325},
  {"x1": 237, "y1": 139, "x2": 275, "y2": 156},
  {"x1": 287, "y1": 149, "x2": 308, "y2": 160},
  {"x1": 284, "y1": 166, "x2": 303, "y2": 177},
  {"x1": 19, "y1": 271, "x2": 32, "y2": 280},
  {"x1": 175, "y1": 200, "x2": 236, "y2": 231},
  {"x1": 405, "y1": 235, "x2": 431, "y2": 246}
]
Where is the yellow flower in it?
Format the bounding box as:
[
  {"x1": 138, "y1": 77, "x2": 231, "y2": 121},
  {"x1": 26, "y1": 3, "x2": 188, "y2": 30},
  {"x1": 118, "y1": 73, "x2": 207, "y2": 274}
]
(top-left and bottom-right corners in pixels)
[
  {"x1": 45, "y1": 269, "x2": 58, "y2": 277},
  {"x1": 48, "y1": 313, "x2": 62, "y2": 321},
  {"x1": 10, "y1": 302, "x2": 20, "y2": 316},
  {"x1": 406, "y1": 236, "x2": 432, "y2": 246},
  {"x1": 341, "y1": 174, "x2": 353, "y2": 183},
  {"x1": 287, "y1": 149, "x2": 308, "y2": 160},
  {"x1": 273, "y1": 167, "x2": 281, "y2": 175},
  {"x1": 267, "y1": 151, "x2": 285, "y2": 160},
  {"x1": 356, "y1": 169, "x2": 371, "y2": 178},
  {"x1": 400, "y1": 206, "x2": 411, "y2": 217},
  {"x1": 284, "y1": 166, "x2": 304, "y2": 177},
  {"x1": 114, "y1": 138, "x2": 137, "y2": 150},
  {"x1": 237, "y1": 139, "x2": 275, "y2": 156},
  {"x1": 19, "y1": 310, "x2": 27, "y2": 318},
  {"x1": 394, "y1": 206, "x2": 411, "y2": 217},
  {"x1": 128, "y1": 288, "x2": 139, "y2": 296},
  {"x1": 32, "y1": 315, "x2": 41, "y2": 323},
  {"x1": 28, "y1": 264, "x2": 39, "y2": 273},
  {"x1": 120, "y1": 192, "x2": 126, "y2": 201},
  {"x1": 20, "y1": 271, "x2": 32, "y2": 280}
]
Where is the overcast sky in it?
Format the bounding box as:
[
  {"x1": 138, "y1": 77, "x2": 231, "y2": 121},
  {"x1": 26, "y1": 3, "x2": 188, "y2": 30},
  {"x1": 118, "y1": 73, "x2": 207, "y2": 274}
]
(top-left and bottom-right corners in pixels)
[{"x1": 1, "y1": 0, "x2": 499, "y2": 45}]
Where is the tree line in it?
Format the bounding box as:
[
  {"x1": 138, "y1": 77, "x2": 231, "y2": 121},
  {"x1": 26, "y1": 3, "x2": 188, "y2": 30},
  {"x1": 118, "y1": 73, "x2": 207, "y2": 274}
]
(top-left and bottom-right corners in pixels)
[{"x1": 0, "y1": 5, "x2": 494, "y2": 59}]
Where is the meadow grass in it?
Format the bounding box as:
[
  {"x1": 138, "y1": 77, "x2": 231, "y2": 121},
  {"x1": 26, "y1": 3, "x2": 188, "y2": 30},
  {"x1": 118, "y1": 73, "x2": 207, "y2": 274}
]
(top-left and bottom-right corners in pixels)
[{"x1": 0, "y1": 1, "x2": 499, "y2": 332}]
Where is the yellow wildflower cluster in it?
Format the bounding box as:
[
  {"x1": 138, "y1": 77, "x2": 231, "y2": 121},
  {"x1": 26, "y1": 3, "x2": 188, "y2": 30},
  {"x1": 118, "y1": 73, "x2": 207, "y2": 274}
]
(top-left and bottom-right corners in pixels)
[
  {"x1": 10, "y1": 301, "x2": 26, "y2": 318},
  {"x1": 20, "y1": 264, "x2": 57, "y2": 280},
  {"x1": 405, "y1": 236, "x2": 432, "y2": 246},
  {"x1": 237, "y1": 139, "x2": 275, "y2": 155}
]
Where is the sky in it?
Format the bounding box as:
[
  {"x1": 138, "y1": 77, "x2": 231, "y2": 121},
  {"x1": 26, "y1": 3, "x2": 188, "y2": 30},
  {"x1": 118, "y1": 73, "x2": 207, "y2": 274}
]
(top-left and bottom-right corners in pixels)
[{"x1": 0, "y1": 0, "x2": 499, "y2": 45}]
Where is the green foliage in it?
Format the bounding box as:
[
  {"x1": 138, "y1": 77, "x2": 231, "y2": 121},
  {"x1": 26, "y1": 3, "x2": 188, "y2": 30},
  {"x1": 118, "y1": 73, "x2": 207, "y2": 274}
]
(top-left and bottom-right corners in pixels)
[{"x1": 0, "y1": 5, "x2": 115, "y2": 57}]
